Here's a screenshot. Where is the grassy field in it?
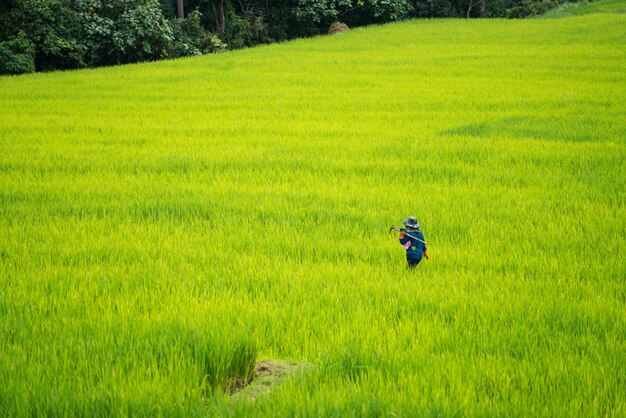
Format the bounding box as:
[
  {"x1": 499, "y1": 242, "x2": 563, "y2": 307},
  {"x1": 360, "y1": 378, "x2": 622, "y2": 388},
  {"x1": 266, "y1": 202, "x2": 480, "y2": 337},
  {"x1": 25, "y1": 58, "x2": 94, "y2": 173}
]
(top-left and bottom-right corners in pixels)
[
  {"x1": 541, "y1": 0, "x2": 626, "y2": 17},
  {"x1": 1, "y1": 1, "x2": 625, "y2": 416}
]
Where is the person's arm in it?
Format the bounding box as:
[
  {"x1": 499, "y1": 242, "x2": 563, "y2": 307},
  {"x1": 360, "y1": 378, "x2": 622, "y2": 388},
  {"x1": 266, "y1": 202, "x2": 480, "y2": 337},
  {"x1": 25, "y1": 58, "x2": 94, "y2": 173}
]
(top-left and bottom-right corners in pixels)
[{"x1": 399, "y1": 230, "x2": 412, "y2": 249}]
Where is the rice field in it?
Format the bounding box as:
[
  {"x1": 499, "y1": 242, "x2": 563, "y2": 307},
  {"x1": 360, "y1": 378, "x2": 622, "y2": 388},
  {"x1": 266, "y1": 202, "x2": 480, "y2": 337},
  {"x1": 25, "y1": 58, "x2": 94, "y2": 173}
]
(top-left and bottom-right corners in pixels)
[{"x1": 0, "y1": 1, "x2": 625, "y2": 416}]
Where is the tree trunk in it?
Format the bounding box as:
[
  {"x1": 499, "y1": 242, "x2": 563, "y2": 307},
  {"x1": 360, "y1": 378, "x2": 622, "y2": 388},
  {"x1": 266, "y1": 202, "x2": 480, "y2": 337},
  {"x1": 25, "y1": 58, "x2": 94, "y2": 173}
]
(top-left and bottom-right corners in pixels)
[
  {"x1": 479, "y1": 0, "x2": 486, "y2": 17},
  {"x1": 213, "y1": 0, "x2": 225, "y2": 39},
  {"x1": 466, "y1": 0, "x2": 474, "y2": 18},
  {"x1": 177, "y1": 0, "x2": 184, "y2": 19}
]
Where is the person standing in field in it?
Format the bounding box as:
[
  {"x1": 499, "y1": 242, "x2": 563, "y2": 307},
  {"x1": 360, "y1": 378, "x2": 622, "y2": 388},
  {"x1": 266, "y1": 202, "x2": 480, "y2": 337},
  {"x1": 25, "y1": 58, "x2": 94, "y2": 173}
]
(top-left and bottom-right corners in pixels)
[{"x1": 398, "y1": 216, "x2": 428, "y2": 269}]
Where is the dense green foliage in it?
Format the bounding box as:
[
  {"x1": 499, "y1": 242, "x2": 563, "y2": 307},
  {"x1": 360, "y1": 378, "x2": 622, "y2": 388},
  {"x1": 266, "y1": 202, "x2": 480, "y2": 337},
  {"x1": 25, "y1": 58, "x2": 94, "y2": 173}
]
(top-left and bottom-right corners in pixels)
[
  {"x1": 77, "y1": 0, "x2": 174, "y2": 66},
  {"x1": 169, "y1": 9, "x2": 226, "y2": 56},
  {"x1": 0, "y1": 0, "x2": 222, "y2": 73},
  {"x1": 1, "y1": 0, "x2": 590, "y2": 74},
  {"x1": 0, "y1": 0, "x2": 85, "y2": 71},
  {"x1": 1, "y1": 1, "x2": 625, "y2": 416},
  {"x1": 0, "y1": 33, "x2": 35, "y2": 74}
]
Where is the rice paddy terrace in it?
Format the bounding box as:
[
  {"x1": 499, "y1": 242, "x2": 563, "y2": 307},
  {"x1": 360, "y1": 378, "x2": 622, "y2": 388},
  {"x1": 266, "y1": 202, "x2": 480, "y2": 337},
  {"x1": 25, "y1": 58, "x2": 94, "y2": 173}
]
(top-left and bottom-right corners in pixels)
[{"x1": 0, "y1": 1, "x2": 625, "y2": 416}]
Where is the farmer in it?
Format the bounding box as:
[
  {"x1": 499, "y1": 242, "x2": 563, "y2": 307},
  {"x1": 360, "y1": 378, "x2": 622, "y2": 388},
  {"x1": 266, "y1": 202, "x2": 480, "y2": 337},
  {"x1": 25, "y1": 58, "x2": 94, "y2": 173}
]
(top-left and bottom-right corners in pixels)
[{"x1": 398, "y1": 216, "x2": 428, "y2": 269}]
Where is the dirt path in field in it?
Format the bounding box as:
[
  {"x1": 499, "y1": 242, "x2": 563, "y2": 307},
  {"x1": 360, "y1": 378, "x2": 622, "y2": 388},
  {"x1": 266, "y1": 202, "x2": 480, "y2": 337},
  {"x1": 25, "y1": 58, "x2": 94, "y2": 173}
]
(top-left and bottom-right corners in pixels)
[{"x1": 230, "y1": 359, "x2": 313, "y2": 399}]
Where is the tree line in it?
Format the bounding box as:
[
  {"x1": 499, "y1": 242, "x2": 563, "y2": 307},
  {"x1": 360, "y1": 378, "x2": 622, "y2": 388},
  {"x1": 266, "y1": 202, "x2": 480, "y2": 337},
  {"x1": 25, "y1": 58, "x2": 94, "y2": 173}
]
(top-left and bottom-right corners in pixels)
[{"x1": 1, "y1": 0, "x2": 581, "y2": 75}]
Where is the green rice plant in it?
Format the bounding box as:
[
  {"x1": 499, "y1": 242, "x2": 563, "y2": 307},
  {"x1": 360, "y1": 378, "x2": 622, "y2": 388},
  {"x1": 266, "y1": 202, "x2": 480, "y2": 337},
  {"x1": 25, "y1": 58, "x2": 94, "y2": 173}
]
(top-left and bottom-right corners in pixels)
[
  {"x1": 540, "y1": 0, "x2": 626, "y2": 17},
  {"x1": 0, "y1": 0, "x2": 625, "y2": 416}
]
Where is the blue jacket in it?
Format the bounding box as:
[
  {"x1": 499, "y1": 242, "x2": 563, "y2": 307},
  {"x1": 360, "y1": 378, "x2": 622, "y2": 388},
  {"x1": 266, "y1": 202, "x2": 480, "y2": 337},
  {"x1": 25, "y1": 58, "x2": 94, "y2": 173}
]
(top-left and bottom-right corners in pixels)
[{"x1": 399, "y1": 228, "x2": 426, "y2": 261}]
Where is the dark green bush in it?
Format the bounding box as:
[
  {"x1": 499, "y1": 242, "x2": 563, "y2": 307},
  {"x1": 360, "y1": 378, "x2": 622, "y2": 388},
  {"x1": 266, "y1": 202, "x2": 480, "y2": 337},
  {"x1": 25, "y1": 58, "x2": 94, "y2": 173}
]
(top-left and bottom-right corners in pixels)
[
  {"x1": 224, "y1": 6, "x2": 251, "y2": 49},
  {"x1": 77, "y1": 0, "x2": 174, "y2": 65},
  {"x1": 169, "y1": 9, "x2": 226, "y2": 58},
  {"x1": 0, "y1": 0, "x2": 85, "y2": 71},
  {"x1": 0, "y1": 33, "x2": 35, "y2": 75}
]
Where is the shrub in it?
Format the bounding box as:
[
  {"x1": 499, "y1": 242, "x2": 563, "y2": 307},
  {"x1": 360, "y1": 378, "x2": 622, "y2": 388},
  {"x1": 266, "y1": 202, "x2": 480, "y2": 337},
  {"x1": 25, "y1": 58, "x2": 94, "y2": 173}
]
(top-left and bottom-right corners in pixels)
[
  {"x1": 0, "y1": 0, "x2": 85, "y2": 71},
  {"x1": 222, "y1": 5, "x2": 273, "y2": 49},
  {"x1": 0, "y1": 33, "x2": 35, "y2": 75},
  {"x1": 77, "y1": 0, "x2": 173, "y2": 65},
  {"x1": 169, "y1": 9, "x2": 226, "y2": 58}
]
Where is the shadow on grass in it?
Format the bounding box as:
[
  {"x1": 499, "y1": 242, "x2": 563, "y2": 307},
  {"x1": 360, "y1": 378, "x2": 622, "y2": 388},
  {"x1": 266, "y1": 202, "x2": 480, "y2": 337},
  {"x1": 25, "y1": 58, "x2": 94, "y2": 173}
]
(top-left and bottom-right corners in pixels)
[{"x1": 440, "y1": 115, "x2": 621, "y2": 143}]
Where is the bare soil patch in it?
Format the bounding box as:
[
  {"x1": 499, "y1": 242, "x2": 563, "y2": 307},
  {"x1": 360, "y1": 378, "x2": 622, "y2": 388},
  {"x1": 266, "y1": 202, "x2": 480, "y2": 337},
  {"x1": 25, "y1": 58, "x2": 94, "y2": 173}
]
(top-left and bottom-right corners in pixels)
[{"x1": 229, "y1": 359, "x2": 313, "y2": 399}]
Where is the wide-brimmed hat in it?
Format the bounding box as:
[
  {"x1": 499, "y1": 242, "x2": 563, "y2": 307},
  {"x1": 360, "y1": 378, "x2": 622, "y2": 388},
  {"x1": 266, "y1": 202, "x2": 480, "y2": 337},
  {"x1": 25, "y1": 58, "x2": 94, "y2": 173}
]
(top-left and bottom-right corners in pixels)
[{"x1": 402, "y1": 216, "x2": 420, "y2": 229}]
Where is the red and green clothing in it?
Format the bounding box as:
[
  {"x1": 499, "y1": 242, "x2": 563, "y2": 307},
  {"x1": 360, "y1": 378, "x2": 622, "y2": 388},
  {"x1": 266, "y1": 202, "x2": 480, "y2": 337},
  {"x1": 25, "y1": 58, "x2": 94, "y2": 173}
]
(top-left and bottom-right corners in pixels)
[{"x1": 399, "y1": 228, "x2": 427, "y2": 262}]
